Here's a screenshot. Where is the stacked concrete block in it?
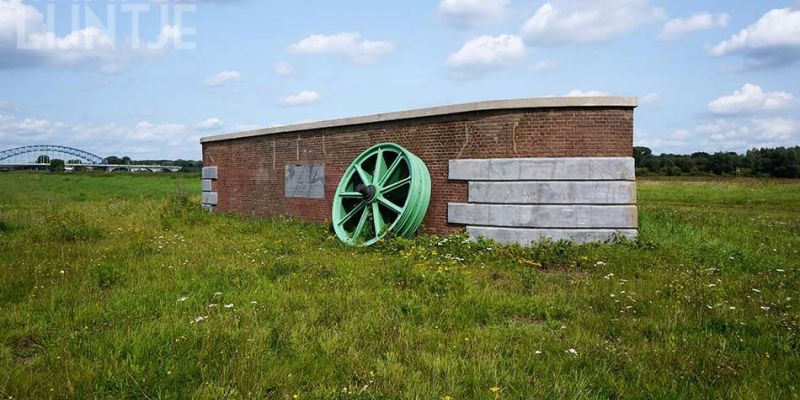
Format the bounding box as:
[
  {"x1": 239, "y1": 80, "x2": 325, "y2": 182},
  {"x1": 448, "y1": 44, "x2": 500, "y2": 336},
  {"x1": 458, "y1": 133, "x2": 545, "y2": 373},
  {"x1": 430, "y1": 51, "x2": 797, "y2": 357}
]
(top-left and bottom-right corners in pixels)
[
  {"x1": 201, "y1": 166, "x2": 218, "y2": 212},
  {"x1": 448, "y1": 157, "x2": 637, "y2": 245}
]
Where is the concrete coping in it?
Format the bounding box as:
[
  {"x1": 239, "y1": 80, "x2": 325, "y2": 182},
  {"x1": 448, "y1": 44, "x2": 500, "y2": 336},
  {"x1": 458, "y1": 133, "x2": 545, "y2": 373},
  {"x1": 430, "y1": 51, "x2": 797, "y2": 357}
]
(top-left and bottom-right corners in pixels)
[{"x1": 200, "y1": 96, "x2": 639, "y2": 143}]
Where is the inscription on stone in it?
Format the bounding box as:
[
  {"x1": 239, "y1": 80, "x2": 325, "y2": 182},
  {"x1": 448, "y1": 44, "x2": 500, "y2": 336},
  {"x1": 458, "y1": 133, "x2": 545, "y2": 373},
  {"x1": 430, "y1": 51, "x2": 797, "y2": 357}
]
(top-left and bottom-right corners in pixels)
[{"x1": 285, "y1": 163, "x2": 325, "y2": 199}]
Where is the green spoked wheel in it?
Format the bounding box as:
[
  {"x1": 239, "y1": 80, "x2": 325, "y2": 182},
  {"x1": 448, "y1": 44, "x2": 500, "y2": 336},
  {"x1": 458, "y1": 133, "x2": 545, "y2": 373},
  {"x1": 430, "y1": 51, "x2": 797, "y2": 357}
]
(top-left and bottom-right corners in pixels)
[{"x1": 332, "y1": 143, "x2": 431, "y2": 246}]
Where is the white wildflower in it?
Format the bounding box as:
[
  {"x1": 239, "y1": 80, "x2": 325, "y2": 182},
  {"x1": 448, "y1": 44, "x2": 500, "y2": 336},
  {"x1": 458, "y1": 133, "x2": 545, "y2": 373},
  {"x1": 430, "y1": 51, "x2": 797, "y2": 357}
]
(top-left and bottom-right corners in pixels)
[
  {"x1": 566, "y1": 348, "x2": 578, "y2": 356},
  {"x1": 224, "y1": 304, "x2": 234, "y2": 309},
  {"x1": 178, "y1": 296, "x2": 189, "y2": 302}
]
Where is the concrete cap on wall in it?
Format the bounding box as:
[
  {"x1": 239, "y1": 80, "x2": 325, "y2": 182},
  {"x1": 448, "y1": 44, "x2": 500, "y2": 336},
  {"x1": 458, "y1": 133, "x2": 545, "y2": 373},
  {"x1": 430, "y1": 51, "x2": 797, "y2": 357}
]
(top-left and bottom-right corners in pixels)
[{"x1": 200, "y1": 96, "x2": 639, "y2": 144}]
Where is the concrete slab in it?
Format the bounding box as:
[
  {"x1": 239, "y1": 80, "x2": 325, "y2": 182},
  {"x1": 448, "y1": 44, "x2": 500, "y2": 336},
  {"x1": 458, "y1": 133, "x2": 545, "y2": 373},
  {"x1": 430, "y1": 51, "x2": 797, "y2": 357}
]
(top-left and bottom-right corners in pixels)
[
  {"x1": 449, "y1": 159, "x2": 489, "y2": 180},
  {"x1": 466, "y1": 226, "x2": 637, "y2": 245},
  {"x1": 202, "y1": 166, "x2": 218, "y2": 180},
  {"x1": 202, "y1": 192, "x2": 218, "y2": 206},
  {"x1": 202, "y1": 204, "x2": 213, "y2": 213},
  {"x1": 448, "y1": 203, "x2": 637, "y2": 228},
  {"x1": 285, "y1": 163, "x2": 325, "y2": 199},
  {"x1": 449, "y1": 157, "x2": 635, "y2": 181},
  {"x1": 469, "y1": 181, "x2": 636, "y2": 204},
  {"x1": 202, "y1": 179, "x2": 213, "y2": 192}
]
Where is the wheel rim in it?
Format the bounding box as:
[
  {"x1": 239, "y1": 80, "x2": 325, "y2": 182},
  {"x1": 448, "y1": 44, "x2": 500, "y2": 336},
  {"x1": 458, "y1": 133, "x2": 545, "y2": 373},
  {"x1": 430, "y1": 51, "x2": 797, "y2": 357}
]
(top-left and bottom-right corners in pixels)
[{"x1": 332, "y1": 143, "x2": 431, "y2": 246}]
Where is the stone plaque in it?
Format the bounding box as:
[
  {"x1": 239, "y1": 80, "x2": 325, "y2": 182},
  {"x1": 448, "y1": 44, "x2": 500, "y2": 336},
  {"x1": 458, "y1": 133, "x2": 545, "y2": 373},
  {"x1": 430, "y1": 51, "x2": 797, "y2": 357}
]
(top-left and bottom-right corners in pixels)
[{"x1": 285, "y1": 163, "x2": 325, "y2": 199}]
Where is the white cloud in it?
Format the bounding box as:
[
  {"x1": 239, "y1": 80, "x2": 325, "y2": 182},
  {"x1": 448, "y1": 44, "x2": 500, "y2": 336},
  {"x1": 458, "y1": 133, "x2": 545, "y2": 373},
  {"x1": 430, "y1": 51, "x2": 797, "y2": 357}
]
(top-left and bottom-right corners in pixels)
[
  {"x1": 671, "y1": 129, "x2": 690, "y2": 138},
  {"x1": 280, "y1": 90, "x2": 321, "y2": 107},
  {"x1": 0, "y1": 113, "x2": 208, "y2": 159},
  {"x1": 147, "y1": 25, "x2": 185, "y2": 49},
  {"x1": 446, "y1": 34, "x2": 525, "y2": 79},
  {"x1": 639, "y1": 92, "x2": 660, "y2": 104},
  {"x1": 194, "y1": 118, "x2": 223, "y2": 131},
  {"x1": 438, "y1": 0, "x2": 509, "y2": 28},
  {"x1": 204, "y1": 70, "x2": 241, "y2": 87},
  {"x1": 0, "y1": 0, "x2": 185, "y2": 71},
  {"x1": 711, "y1": 8, "x2": 800, "y2": 68},
  {"x1": 275, "y1": 61, "x2": 292, "y2": 76},
  {"x1": 521, "y1": 0, "x2": 664, "y2": 45},
  {"x1": 639, "y1": 117, "x2": 800, "y2": 154},
  {"x1": 675, "y1": 118, "x2": 800, "y2": 152},
  {"x1": 564, "y1": 89, "x2": 610, "y2": 97},
  {"x1": 530, "y1": 60, "x2": 559, "y2": 72},
  {"x1": 658, "y1": 12, "x2": 729, "y2": 41},
  {"x1": 751, "y1": 118, "x2": 800, "y2": 141},
  {"x1": 708, "y1": 84, "x2": 795, "y2": 115},
  {"x1": 0, "y1": 99, "x2": 13, "y2": 111},
  {"x1": 288, "y1": 33, "x2": 393, "y2": 64},
  {"x1": 634, "y1": 131, "x2": 688, "y2": 151}
]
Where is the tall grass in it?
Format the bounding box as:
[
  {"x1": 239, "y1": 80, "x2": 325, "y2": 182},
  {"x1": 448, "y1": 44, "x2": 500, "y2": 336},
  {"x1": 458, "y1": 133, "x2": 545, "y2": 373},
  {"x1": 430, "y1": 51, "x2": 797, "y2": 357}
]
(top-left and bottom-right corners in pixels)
[{"x1": 0, "y1": 173, "x2": 798, "y2": 399}]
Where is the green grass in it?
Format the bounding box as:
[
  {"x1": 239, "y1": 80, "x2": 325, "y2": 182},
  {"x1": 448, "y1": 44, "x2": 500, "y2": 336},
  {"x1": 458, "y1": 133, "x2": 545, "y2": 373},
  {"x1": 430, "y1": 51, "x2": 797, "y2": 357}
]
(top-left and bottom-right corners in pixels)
[{"x1": 0, "y1": 173, "x2": 798, "y2": 399}]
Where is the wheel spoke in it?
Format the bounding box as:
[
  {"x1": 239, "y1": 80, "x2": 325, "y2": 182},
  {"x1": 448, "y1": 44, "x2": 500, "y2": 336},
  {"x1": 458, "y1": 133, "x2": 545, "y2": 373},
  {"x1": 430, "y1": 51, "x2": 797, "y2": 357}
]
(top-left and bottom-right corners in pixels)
[
  {"x1": 372, "y1": 149, "x2": 386, "y2": 185},
  {"x1": 381, "y1": 176, "x2": 411, "y2": 194},
  {"x1": 372, "y1": 203, "x2": 385, "y2": 238},
  {"x1": 352, "y1": 206, "x2": 370, "y2": 239},
  {"x1": 377, "y1": 196, "x2": 403, "y2": 214},
  {"x1": 338, "y1": 202, "x2": 365, "y2": 226},
  {"x1": 355, "y1": 164, "x2": 371, "y2": 186},
  {"x1": 338, "y1": 191, "x2": 362, "y2": 199},
  {"x1": 379, "y1": 156, "x2": 403, "y2": 186}
]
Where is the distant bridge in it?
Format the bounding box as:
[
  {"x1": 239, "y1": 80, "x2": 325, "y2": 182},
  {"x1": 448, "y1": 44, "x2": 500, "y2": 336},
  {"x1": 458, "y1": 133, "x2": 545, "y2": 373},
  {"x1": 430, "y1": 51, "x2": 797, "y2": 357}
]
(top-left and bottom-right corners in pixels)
[{"x1": 0, "y1": 145, "x2": 182, "y2": 172}]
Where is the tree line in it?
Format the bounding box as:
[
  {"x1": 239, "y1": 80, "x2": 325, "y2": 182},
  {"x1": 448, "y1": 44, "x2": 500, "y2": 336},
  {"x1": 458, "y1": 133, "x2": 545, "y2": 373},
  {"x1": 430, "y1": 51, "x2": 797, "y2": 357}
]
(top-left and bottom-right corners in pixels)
[
  {"x1": 103, "y1": 156, "x2": 203, "y2": 169},
  {"x1": 634, "y1": 146, "x2": 800, "y2": 178},
  {"x1": 33, "y1": 155, "x2": 203, "y2": 172}
]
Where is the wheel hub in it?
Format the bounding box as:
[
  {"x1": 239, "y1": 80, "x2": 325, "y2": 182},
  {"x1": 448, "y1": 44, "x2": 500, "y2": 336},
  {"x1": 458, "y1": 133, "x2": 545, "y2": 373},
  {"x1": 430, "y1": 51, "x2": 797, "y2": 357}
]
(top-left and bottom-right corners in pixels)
[{"x1": 355, "y1": 183, "x2": 377, "y2": 203}]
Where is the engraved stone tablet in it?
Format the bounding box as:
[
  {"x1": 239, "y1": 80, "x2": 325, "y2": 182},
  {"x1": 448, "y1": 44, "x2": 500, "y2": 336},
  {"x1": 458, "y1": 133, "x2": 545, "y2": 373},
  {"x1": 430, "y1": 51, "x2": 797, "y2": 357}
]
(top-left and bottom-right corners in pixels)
[{"x1": 285, "y1": 163, "x2": 325, "y2": 199}]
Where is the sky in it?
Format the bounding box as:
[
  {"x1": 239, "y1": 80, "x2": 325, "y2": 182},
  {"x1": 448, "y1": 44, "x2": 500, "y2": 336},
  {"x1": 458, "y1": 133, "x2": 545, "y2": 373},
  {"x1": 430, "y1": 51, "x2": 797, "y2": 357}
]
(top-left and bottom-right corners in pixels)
[{"x1": 0, "y1": 0, "x2": 799, "y2": 160}]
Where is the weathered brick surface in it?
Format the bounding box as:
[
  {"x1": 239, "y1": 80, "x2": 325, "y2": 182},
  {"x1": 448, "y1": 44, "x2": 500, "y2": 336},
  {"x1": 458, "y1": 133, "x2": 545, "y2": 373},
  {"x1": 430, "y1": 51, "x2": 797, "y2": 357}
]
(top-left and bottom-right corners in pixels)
[{"x1": 202, "y1": 107, "x2": 634, "y2": 233}]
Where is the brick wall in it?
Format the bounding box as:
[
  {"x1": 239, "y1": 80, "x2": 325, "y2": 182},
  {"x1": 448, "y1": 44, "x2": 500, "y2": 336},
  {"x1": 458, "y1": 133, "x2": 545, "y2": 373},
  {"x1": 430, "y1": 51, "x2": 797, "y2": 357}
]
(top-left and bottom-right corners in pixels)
[{"x1": 202, "y1": 106, "x2": 634, "y2": 234}]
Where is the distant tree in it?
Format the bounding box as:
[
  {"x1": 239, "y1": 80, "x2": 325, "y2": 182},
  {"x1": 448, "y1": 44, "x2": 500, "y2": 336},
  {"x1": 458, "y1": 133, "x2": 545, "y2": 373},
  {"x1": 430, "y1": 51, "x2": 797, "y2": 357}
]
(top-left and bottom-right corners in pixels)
[
  {"x1": 630, "y1": 146, "x2": 799, "y2": 178},
  {"x1": 49, "y1": 159, "x2": 65, "y2": 172},
  {"x1": 710, "y1": 152, "x2": 741, "y2": 175},
  {"x1": 747, "y1": 147, "x2": 800, "y2": 178},
  {"x1": 632, "y1": 146, "x2": 652, "y2": 168},
  {"x1": 104, "y1": 156, "x2": 123, "y2": 164},
  {"x1": 121, "y1": 156, "x2": 132, "y2": 165},
  {"x1": 674, "y1": 155, "x2": 695, "y2": 174},
  {"x1": 690, "y1": 152, "x2": 711, "y2": 174},
  {"x1": 36, "y1": 155, "x2": 50, "y2": 164}
]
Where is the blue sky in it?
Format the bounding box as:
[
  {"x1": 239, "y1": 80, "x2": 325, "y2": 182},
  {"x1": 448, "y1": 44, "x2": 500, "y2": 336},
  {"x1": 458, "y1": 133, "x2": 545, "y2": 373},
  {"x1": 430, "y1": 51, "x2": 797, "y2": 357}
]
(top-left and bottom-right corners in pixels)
[{"x1": 1, "y1": 0, "x2": 799, "y2": 159}]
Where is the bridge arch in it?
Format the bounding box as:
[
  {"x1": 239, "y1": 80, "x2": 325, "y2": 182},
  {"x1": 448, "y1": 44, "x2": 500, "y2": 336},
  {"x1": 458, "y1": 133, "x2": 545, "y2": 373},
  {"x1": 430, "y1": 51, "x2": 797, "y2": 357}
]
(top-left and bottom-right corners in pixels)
[{"x1": 0, "y1": 145, "x2": 104, "y2": 164}]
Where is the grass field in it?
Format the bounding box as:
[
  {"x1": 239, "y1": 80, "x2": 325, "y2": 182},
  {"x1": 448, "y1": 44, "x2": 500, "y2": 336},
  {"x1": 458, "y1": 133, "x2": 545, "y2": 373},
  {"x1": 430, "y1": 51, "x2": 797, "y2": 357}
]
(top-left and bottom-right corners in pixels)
[{"x1": 1, "y1": 173, "x2": 798, "y2": 399}]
